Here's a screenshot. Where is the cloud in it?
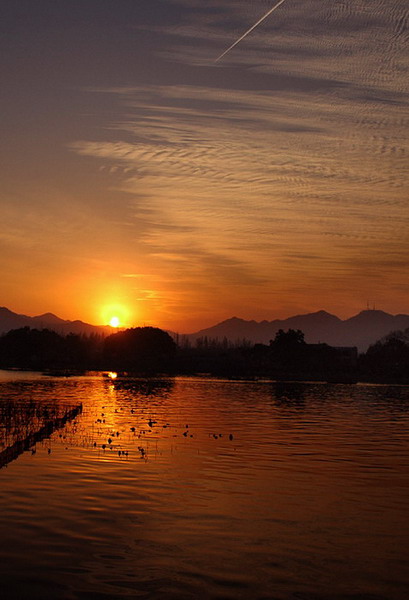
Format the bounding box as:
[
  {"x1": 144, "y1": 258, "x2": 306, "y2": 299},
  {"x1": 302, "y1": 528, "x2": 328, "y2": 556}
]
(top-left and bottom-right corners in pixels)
[{"x1": 67, "y1": 0, "x2": 408, "y2": 325}]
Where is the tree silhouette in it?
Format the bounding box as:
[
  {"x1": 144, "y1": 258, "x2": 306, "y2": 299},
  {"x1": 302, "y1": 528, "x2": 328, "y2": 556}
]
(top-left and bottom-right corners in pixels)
[
  {"x1": 0, "y1": 327, "x2": 65, "y2": 369},
  {"x1": 269, "y1": 329, "x2": 307, "y2": 374},
  {"x1": 270, "y1": 328, "x2": 305, "y2": 348},
  {"x1": 103, "y1": 326, "x2": 176, "y2": 373},
  {"x1": 362, "y1": 331, "x2": 409, "y2": 382}
]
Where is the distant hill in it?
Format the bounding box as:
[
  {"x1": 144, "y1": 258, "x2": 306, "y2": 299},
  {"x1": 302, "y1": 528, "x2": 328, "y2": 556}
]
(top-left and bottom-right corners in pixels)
[
  {"x1": 2, "y1": 306, "x2": 408, "y2": 352},
  {"x1": 184, "y1": 310, "x2": 409, "y2": 352},
  {"x1": 0, "y1": 307, "x2": 108, "y2": 337}
]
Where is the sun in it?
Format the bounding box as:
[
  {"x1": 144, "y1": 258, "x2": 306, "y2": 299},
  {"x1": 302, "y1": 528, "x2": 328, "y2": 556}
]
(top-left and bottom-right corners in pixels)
[
  {"x1": 109, "y1": 316, "x2": 120, "y2": 328},
  {"x1": 101, "y1": 303, "x2": 131, "y2": 328}
]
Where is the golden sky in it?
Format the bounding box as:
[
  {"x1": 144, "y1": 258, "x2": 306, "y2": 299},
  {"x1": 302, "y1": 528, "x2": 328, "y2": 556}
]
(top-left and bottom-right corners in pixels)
[{"x1": 0, "y1": 0, "x2": 408, "y2": 331}]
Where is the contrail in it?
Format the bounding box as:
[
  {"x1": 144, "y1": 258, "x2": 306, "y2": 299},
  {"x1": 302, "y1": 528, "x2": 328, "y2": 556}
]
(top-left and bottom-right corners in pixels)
[{"x1": 215, "y1": 0, "x2": 288, "y2": 62}]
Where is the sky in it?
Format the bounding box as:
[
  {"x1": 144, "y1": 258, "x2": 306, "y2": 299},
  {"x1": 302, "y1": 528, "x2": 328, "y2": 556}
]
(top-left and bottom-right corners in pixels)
[{"x1": 1, "y1": 0, "x2": 408, "y2": 332}]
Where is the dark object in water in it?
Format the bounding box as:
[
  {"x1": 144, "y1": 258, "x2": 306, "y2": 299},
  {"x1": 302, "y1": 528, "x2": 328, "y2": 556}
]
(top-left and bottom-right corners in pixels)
[{"x1": 0, "y1": 404, "x2": 83, "y2": 469}]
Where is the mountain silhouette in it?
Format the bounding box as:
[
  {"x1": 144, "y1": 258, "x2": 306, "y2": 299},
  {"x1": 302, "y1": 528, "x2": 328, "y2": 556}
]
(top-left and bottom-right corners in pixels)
[
  {"x1": 0, "y1": 307, "x2": 107, "y2": 337},
  {"x1": 185, "y1": 309, "x2": 409, "y2": 351},
  {"x1": 1, "y1": 306, "x2": 408, "y2": 352}
]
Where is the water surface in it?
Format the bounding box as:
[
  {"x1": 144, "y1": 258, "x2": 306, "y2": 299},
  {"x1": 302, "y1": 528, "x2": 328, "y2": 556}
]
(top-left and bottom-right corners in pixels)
[{"x1": 0, "y1": 371, "x2": 408, "y2": 599}]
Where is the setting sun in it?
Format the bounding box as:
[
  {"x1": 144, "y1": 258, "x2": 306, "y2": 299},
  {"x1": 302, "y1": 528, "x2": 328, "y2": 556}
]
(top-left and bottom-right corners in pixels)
[
  {"x1": 100, "y1": 303, "x2": 132, "y2": 329},
  {"x1": 109, "y1": 316, "x2": 120, "y2": 328}
]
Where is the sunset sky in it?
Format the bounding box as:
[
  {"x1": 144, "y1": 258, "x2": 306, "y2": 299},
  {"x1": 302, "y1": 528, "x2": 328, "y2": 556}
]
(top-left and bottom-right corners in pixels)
[{"x1": 1, "y1": 0, "x2": 408, "y2": 331}]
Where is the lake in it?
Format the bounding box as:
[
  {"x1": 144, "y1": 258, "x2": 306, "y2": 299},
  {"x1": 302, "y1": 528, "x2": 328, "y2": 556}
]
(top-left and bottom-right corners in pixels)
[{"x1": 0, "y1": 371, "x2": 408, "y2": 599}]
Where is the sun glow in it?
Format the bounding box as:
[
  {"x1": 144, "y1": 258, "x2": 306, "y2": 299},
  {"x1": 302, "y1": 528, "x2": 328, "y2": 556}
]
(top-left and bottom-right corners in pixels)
[{"x1": 101, "y1": 303, "x2": 132, "y2": 329}]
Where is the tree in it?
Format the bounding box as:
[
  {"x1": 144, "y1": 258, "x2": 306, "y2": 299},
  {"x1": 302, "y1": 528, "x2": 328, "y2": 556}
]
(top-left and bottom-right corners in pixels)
[
  {"x1": 103, "y1": 326, "x2": 176, "y2": 373},
  {"x1": 362, "y1": 331, "x2": 409, "y2": 382},
  {"x1": 270, "y1": 329, "x2": 305, "y2": 348},
  {"x1": 269, "y1": 329, "x2": 307, "y2": 376},
  {"x1": 0, "y1": 327, "x2": 65, "y2": 369}
]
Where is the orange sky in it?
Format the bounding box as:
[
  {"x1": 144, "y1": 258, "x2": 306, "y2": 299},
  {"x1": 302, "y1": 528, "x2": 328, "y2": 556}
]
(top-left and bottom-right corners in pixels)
[{"x1": 1, "y1": 1, "x2": 408, "y2": 332}]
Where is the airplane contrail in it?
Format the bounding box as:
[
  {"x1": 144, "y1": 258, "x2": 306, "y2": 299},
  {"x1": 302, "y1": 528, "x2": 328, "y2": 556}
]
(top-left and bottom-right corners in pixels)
[{"x1": 215, "y1": 0, "x2": 288, "y2": 63}]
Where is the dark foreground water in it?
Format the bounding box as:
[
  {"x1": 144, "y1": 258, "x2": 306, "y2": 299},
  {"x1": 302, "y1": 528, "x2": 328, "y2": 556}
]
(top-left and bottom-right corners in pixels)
[{"x1": 0, "y1": 371, "x2": 408, "y2": 600}]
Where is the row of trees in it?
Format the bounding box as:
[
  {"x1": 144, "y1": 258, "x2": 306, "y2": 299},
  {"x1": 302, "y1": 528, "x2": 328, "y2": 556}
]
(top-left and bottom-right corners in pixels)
[
  {"x1": 0, "y1": 326, "x2": 408, "y2": 382},
  {"x1": 360, "y1": 330, "x2": 409, "y2": 382},
  {"x1": 177, "y1": 329, "x2": 358, "y2": 380},
  {"x1": 0, "y1": 326, "x2": 176, "y2": 374}
]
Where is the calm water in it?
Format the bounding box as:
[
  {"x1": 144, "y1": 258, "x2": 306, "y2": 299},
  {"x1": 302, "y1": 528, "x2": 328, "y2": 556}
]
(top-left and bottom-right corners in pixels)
[{"x1": 0, "y1": 371, "x2": 408, "y2": 600}]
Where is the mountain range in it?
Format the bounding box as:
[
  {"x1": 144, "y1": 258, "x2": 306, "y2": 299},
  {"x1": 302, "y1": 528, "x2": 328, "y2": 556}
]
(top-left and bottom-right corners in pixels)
[
  {"x1": 1, "y1": 306, "x2": 409, "y2": 352},
  {"x1": 183, "y1": 309, "x2": 409, "y2": 352},
  {"x1": 0, "y1": 307, "x2": 106, "y2": 337}
]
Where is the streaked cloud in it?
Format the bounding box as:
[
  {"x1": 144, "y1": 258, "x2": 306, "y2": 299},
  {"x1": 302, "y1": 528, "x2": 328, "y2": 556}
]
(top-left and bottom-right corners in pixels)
[
  {"x1": 1, "y1": 0, "x2": 407, "y2": 328},
  {"x1": 69, "y1": 60, "x2": 408, "y2": 323},
  {"x1": 69, "y1": 0, "x2": 408, "y2": 326}
]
